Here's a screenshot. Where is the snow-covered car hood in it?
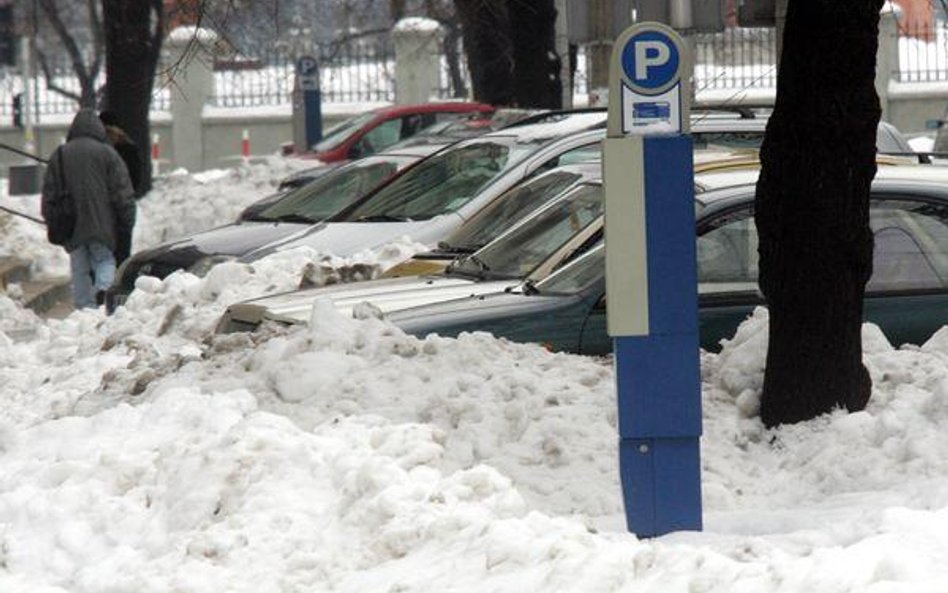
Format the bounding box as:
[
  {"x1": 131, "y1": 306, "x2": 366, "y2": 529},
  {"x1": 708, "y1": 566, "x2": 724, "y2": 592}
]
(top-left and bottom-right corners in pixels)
[
  {"x1": 225, "y1": 274, "x2": 517, "y2": 327},
  {"x1": 240, "y1": 216, "x2": 463, "y2": 261},
  {"x1": 155, "y1": 221, "x2": 311, "y2": 259}
]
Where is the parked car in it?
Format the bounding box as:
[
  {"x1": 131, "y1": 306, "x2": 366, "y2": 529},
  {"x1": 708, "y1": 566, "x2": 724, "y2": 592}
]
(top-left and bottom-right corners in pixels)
[
  {"x1": 216, "y1": 177, "x2": 605, "y2": 332},
  {"x1": 389, "y1": 107, "x2": 548, "y2": 149},
  {"x1": 300, "y1": 102, "x2": 495, "y2": 162},
  {"x1": 690, "y1": 107, "x2": 916, "y2": 155},
  {"x1": 381, "y1": 149, "x2": 757, "y2": 278},
  {"x1": 235, "y1": 113, "x2": 608, "y2": 263},
  {"x1": 107, "y1": 145, "x2": 444, "y2": 308},
  {"x1": 369, "y1": 164, "x2": 948, "y2": 355},
  {"x1": 381, "y1": 161, "x2": 602, "y2": 278},
  {"x1": 214, "y1": 154, "x2": 764, "y2": 332},
  {"x1": 275, "y1": 162, "x2": 346, "y2": 191}
]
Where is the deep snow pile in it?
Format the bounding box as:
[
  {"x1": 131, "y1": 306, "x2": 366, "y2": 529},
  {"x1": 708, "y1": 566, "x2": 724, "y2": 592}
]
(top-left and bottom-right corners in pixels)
[{"x1": 2, "y1": 159, "x2": 948, "y2": 592}]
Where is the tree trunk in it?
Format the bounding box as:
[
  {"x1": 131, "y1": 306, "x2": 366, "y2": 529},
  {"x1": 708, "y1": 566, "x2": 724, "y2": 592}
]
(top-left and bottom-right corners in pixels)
[
  {"x1": 102, "y1": 0, "x2": 164, "y2": 197},
  {"x1": 454, "y1": 0, "x2": 514, "y2": 105},
  {"x1": 754, "y1": 0, "x2": 882, "y2": 427},
  {"x1": 508, "y1": 0, "x2": 561, "y2": 108},
  {"x1": 442, "y1": 21, "x2": 468, "y2": 98}
]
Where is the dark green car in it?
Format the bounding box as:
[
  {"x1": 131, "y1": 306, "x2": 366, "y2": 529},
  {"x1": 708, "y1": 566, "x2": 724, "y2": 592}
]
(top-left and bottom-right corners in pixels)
[{"x1": 388, "y1": 173, "x2": 948, "y2": 354}]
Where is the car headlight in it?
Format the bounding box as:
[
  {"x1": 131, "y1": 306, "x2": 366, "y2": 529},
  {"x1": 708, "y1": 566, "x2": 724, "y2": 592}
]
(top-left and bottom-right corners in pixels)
[{"x1": 188, "y1": 255, "x2": 237, "y2": 277}]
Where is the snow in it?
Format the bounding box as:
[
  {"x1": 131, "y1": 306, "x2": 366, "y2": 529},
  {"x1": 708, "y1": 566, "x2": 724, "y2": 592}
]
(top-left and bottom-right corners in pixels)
[
  {"x1": 166, "y1": 26, "x2": 220, "y2": 46},
  {"x1": 392, "y1": 17, "x2": 442, "y2": 35},
  {"x1": 2, "y1": 157, "x2": 948, "y2": 592}
]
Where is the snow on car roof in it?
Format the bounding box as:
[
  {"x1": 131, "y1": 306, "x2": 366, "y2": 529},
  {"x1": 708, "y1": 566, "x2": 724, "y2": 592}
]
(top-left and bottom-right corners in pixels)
[{"x1": 481, "y1": 112, "x2": 607, "y2": 143}]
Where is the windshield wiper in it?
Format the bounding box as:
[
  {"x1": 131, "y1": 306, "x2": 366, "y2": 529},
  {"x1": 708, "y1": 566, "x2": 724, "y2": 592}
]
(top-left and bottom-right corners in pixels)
[
  {"x1": 434, "y1": 241, "x2": 475, "y2": 255},
  {"x1": 466, "y1": 255, "x2": 491, "y2": 272},
  {"x1": 354, "y1": 214, "x2": 412, "y2": 222},
  {"x1": 446, "y1": 254, "x2": 491, "y2": 279},
  {"x1": 521, "y1": 279, "x2": 540, "y2": 295},
  {"x1": 272, "y1": 213, "x2": 317, "y2": 224}
]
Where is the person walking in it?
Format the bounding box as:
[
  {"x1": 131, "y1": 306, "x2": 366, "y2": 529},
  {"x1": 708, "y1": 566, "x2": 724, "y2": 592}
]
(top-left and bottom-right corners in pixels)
[
  {"x1": 98, "y1": 110, "x2": 142, "y2": 265},
  {"x1": 41, "y1": 109, "x2": 136, "y2": 309},
  {"x1": 98, "y1": 110, "x2": 143, "y2": 198}
]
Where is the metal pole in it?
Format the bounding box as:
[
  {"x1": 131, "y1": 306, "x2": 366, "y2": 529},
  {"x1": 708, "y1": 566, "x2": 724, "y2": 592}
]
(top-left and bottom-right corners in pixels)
[
  {"x1": 31, "y1": 0, "x2": 40, "y2": 136},
  {"x1": 555, "y1": 0, "x2": 573, "y2": 108},
  {"x1": 775, "y1": 0, "x2": 789, "y2": 67},
  {"x1": 587, "y1": 0, "x2": 612, "y2": 103},
  {"x1": 19, "y1": 36, "x2": 34, "y2": 153}
]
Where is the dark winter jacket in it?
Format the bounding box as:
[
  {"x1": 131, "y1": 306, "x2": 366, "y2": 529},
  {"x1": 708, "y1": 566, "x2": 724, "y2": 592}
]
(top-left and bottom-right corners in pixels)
[{"x1": 41, "y1": 109, "x2": 136, "y2": 253}]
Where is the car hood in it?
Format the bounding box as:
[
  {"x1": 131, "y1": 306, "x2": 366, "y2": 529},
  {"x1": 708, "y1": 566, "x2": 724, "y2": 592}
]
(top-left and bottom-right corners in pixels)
[
  {"x1": 139, "y1": 221, "x2": 313, "y2": 266},
  {"x1": 236, "y1": 275, "x2": 517, "y2": 325},
  {"x1": 241, "y1": 216, "x2": 463, "y2": 260},
  {"x1": 386, "y1": 291, "x2": 569, "y2": 334}
]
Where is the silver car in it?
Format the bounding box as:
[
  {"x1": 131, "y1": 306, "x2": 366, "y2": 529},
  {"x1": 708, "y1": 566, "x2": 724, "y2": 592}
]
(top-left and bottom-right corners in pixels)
[{"x1": 237, "y1": 113, "x2": 607, "y2": 261}]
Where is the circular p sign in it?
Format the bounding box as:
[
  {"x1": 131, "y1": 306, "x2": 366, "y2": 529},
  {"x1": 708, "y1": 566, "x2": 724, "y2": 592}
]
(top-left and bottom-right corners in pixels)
[{"x1": 621, "y1": 29, "x2": 681, "y2": 95}]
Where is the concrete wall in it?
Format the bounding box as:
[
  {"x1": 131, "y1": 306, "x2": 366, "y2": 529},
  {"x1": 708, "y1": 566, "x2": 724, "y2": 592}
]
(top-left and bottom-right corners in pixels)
[{"x1": 0, "y1": 112, "x2": 357, "y2": 191}]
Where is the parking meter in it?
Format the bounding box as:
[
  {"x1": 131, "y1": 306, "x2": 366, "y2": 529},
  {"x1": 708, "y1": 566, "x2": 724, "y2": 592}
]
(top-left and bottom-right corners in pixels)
[{"x1": 603, "y1": 22, "x2": 702, "y2": 537}]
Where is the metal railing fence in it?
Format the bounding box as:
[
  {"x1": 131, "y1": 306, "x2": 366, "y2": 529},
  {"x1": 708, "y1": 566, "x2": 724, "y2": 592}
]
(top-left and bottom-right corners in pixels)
[
  {"x1": 895, "y1": 21, "x2": 948, "y2": 83},
  {"x1": 9, "y1": 22, "x2": 948, "y2": 119}
]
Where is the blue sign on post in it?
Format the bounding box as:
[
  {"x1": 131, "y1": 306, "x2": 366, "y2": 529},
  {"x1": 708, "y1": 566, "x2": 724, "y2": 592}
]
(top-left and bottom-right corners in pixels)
[
  {"x1": 295, "y1": 55, "x2": 323, "y2": 148},
  {"x1": 603, "y1": 22, "x2": 701, "y2": 537}
]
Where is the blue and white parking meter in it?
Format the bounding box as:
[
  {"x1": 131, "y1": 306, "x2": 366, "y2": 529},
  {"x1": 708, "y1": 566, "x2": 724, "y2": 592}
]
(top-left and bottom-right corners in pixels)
[
  {"x1": 292, "y1": 55, "x2": 323, "y2": 152},
  {"x1": 603, "y1": 22, "x2": 702, "y2": 537}
]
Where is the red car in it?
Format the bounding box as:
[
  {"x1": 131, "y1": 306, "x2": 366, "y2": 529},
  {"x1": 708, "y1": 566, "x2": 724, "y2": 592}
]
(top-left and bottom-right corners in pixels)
[{"x1": 300, "y1": 102, "x2": 494, "y2": 162}]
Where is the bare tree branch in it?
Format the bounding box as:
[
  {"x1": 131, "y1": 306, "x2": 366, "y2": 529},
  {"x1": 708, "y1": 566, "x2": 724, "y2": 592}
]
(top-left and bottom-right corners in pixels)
[
  {"x1": 86, "y1": 0, "x2": 104, "y2": 80},
  {"x1": 35, "y1": 49, "x2": 82, "y2": 102},
  {"x1": 37, "y1": 0, "x2": 90, "y2": 82}
]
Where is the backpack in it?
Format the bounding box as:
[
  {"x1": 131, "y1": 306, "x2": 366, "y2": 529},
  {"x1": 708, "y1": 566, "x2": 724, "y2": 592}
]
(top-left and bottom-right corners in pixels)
[{"x1": 46, "y1": 148, "x2": 76, "y2": 246}]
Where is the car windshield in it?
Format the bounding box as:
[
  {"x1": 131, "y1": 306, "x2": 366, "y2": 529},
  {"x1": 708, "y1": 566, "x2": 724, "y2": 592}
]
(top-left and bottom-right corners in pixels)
[
  {"x1": 340, "y1": 137, "x2": 543, "y2": 222},
  {"x1": 254, "y1": 158, "x2": 411, "y2": 223},
  {"x1": 533, "y1": 242, "x2": 604, "y2": 295},
  {"x1": 450, "y1": 183, "x2": 603, "y2": 279},
  {"x1": 312, "y1": 112, "x2": 375, "y2": 153},
  {"x1": 441, "y1": 170, "x2": 584, "y2": 252}
]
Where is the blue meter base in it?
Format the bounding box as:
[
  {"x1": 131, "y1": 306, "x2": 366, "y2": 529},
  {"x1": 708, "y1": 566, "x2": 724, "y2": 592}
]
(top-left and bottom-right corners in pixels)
[
  {"x1": 619, "y1": 437, "x2": 702, "y2": 537},
  {"x1": 303, "y1": 89, "x2": 323, "y2": 147}
]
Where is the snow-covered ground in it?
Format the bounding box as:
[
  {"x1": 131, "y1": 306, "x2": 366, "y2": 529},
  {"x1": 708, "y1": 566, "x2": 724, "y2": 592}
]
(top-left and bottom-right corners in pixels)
[{"x1": 2, "y1": 157, "x2": 948, "y2": 592}]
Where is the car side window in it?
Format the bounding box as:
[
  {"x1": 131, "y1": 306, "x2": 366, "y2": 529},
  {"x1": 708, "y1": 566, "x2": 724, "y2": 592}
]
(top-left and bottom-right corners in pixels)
[
  {"x1": 697, "y1": 209, "x2": 758, "y2": 295},
  {"x1": 533, "y1": 142, "x2": 602, "y2": 175},
  {"x1": 400, "y1": 114, "x2": 427, "y2": 139},
  {"x1": 697, "y1": 199, "x2": 948, "y2": 296},
  {"x1": 867, "y1": 200, "x2": 948, "y2": 292},
  {"x1": 358, "y1": 118, "x2": 403, "y2": 156}
]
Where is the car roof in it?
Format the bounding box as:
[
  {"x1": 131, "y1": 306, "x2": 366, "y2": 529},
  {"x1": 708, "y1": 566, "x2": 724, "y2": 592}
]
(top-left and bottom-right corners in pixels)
[
  {"x1": 368, "y1": 102, "x2": 494, "y2": 116},
  {"x1": 546, "y1": 160, "x2": 603, "y2": 181},
  {"x1": 375, "y1": 142, "x2": 455, "y2": 159},
  {"x1": 479, "y1": 111, "x2": 607, "y2": 142},
  {"x1": 696, "y1": 162, "x2": 948, "y2": 214}
]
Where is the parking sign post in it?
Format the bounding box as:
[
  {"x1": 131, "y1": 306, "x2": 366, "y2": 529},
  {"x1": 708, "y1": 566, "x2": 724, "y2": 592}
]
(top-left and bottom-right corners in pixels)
[
  {"x1": 603, "y1": 22, "x2": 702, "y2": 537},
  {"x1": 292, "y1": 55, "x2": 323, "y2": 152}
]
